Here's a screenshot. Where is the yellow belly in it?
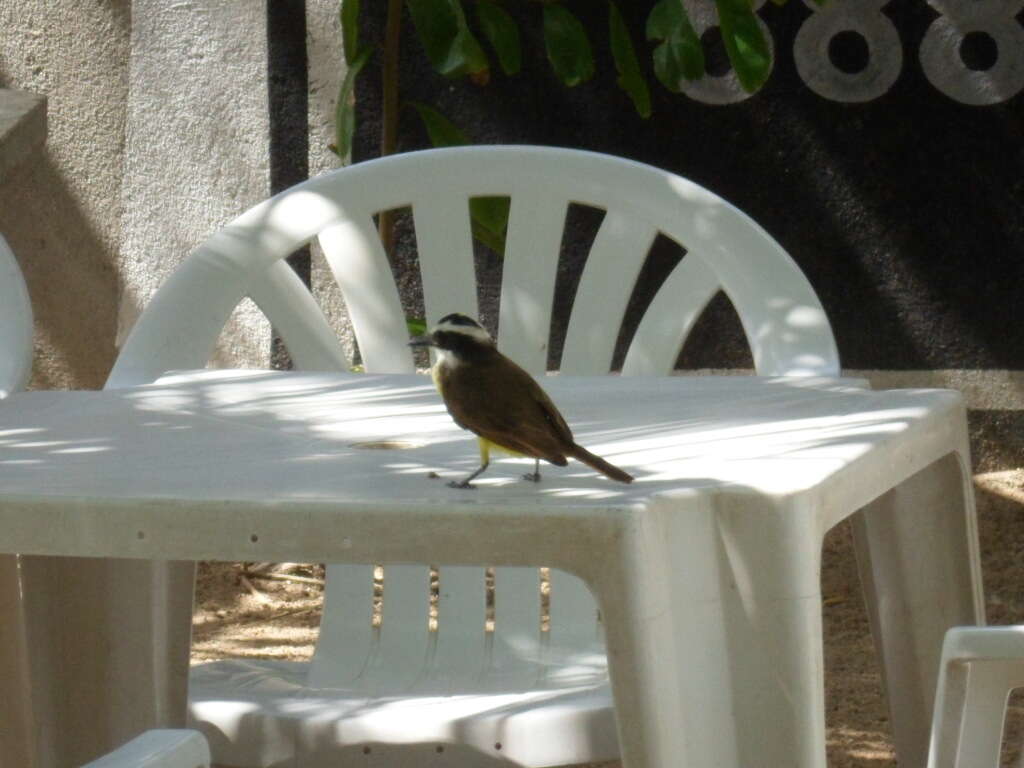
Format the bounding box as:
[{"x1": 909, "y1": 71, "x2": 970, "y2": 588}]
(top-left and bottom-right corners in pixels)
[{"x1": 478, "y1": 436, "x2": 529, "y2": 462}]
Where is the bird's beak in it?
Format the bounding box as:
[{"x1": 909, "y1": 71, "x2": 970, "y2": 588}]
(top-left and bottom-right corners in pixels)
[{"x1": 408, "y1": 333, "x2": 433, "y2": 348}]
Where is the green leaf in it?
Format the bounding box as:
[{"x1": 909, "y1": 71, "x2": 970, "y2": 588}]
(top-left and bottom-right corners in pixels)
[
  {"x1": 477, "y1": 1, "x2": 521, "y2": 76},
  {"x1": 646, "y1": 0, "x2": 704, "y2": 92},
  {"x1": 608, "y1": 1, "x2": 651, "y2": 118},
  {"x1": 542, "y1": 4, "x2": 595, "y2": 87},
  {"x1": 406, "y1": 0, "x2": 489, "y2": 79},
  {"x1": 409, "y1": 102, "x2": 469, "y2": 147},
  {"x1": 340, "y1": 0, "x2": 360, "y2": 66},
  {"x1": 715, "y1": 0, "x2": 772, "y2": 93},
  {"x1": 406, "y1": 317, "x2": 428, "y2": 336},
  {"x1": 469, "y1": 197, "x2": 510, "y2": 255},
  {"x1": 332, "y1": 47, "x2": 372, "y2": 159},
  {"x1": 645, "y1": 0, "x2": 676, "y2": 39}
]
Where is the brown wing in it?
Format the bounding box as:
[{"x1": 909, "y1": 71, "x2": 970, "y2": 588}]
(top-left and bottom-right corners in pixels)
[{"x1": 439, "y1": 353, "x2": 574, "y2": 464}]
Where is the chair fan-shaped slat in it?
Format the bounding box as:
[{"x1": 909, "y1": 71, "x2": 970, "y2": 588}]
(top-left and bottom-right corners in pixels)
[
  {"x1": 488, "y1": 566, "x2": 544, "y2": 690},
  {"x1": 544, "y1": 569, "x2": 606, "y2": 688},
  {"x1": 245, "y1": 260, "x2": 349, "y2": 372},
  {"x1": 498, "y1": 194, "x2": 570, "y2": 375},
  {"x1": 359, "y1": 565, "x2": 432, "y2": 694},
  {"x1": 621, "y1": 254, "x2": 721, "y2": 377},
  {"x1": 412, "y1": 196, "x2": 480, "y2": 327},
  {"x1": 560, "y1": 210, "x2": 658, "y2": 375},
  {"x1": 416, "y1": 565, "x2": 488, "y2": 694},
  {"x1": 318, "y1": 217, "x2": 414, "y2": 374},
  {"x1": 310, "y1": 564, "x2": 377, "y2": 688}
]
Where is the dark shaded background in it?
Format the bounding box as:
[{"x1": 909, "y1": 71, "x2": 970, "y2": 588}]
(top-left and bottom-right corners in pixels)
[{"x1": 335, "y1": 1, "x2": 1024, "y2": 466}]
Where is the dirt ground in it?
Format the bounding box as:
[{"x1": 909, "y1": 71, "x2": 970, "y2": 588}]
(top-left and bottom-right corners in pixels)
[{"x1": 192, "y1": 470, "x2": 1024, "y2": 767}]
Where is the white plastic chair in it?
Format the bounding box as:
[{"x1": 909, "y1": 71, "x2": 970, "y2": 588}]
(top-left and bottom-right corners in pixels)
[
  {"x1": 0, "y1": 233, "x2": 33, "y2": 397},
  {"x1": 928, "y1": 625, "x2": 1024, "y2": 768},
  {"x1": 106, "y1": 146, "x2": 982, "y2": 767},
  {"x1": 0, "y1": 233, "x2": 34, "y2": 766},
  {"x1": 82, "y1": 729, "x2": 211, "y2": 768}
]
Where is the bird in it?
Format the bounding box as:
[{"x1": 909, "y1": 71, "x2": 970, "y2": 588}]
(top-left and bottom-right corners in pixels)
[{"x1": 409, "y1": 313, "x2": 634, "y2": 489}]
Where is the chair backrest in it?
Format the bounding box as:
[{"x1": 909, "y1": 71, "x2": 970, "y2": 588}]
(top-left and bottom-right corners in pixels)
[
  {"x1": 0, "y1": 234, "x2": 33, "y2": 398},
  {"x1": 109, "y1": 145, "x2": 838, "y2": 388},
  {"x1": 109, "y1": 146, "x2": 839, "y2": 694}
]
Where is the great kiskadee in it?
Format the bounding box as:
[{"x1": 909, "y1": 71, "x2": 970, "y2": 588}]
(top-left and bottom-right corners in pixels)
[{"x1": 409, "y1": 313, "x2": 634, "y2": 488}]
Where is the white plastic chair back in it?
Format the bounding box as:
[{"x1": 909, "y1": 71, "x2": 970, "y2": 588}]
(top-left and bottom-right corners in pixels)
[
  {"x1": 113, "y1": 146, "x2": 839, "y2": 766},
  {"x1": 82, "y1": 729, "x2": 211, "y2": 768},
  {"x1": 0, "y1": 234, "x2": 33, "y2": 398},
  {"x1": 110, "y1": 146, "x2": 837, "y2": 386},
  {"x1": 928, "y1": 625, "x2": 1024, "y2": 768}
]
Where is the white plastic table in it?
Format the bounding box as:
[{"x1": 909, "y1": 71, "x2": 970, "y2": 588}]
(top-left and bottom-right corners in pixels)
[{"x1": 0, "y1": 370, "x2": 983, "y2": 767}]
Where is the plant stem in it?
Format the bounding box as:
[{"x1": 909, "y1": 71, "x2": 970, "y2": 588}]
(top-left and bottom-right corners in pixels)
[{"x1": 379, "y1": 0, "x2": 403, "y2": 256}]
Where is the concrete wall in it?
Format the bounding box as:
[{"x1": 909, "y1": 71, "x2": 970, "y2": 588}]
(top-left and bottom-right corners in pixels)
[
  {"x1": 1, "y1": 0, "x2": 353, "y2": 393},
  {"x1": 307, "y1": 0, "x2": 357, "y2": 362},
  {"x1": 119, "y1": 0, "x2": 273, "y2": 368},
  {"x1": 0, "y1": 0, "x2": 130, "y2": 390}
]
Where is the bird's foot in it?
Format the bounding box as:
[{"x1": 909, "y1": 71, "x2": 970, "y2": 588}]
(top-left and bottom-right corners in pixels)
[
  {"x1": 447, "y1": 480, "x2": 477, "y2": 490},
  {"x1": 521, "y1": 471, "x2": 542, "y2": 483}
]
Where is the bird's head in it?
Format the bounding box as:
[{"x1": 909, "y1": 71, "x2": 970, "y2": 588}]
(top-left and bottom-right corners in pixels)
[{"x1": 408, "y1": 313, "x2": 495, "y2": 361}]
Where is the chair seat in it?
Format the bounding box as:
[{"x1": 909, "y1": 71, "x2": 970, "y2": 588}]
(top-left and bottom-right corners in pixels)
[{"x1": 189, "y1": 659, "x2": 619, "y2": 767}]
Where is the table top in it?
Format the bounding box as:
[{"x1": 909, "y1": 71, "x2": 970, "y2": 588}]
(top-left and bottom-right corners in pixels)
[{"x1": 0, "y1": 370, "x2": 964, "y2": 563}]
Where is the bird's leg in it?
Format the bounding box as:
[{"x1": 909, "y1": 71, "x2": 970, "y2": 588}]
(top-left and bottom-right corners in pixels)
[
  {"x1": 449, "y1": 438, "x2": 491, "y2": 489},
  {"x1": 448, "y1": 460, "x2": 489, "y2": 489},
  {"x1": 522, "y1": 458, "x2": 542, "y2": 483}
]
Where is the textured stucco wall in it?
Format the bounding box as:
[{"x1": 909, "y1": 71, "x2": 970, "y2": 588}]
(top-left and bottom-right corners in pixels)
[
  {"x1": 119, "y1": 0, "x2": 272, "y2": 368},
  {"x1": 0, "y1": 0, "x2": 129, "y2": 390},
  {"x1": 1, "y1": 1, "x2": 280, "y2": 391},
  {"x1": 0, "y1": 88, "x2": 46, "y2": 181},
  {"x1": 307, "y1": 0, "x2": 356, "y2": 364}
]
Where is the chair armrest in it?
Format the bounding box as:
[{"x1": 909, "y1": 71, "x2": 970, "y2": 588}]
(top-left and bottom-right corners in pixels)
[
  {"x1": 928, "y1": 625, "x2": 1024, "y2": 768},
  {"x1": 81, "y1": 729, "x2": 210, "y2": 768}
]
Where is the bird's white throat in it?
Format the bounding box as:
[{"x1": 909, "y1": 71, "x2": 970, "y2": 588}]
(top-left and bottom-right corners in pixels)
[{"x1": 433, "y1": 348, "x2": 462, "y2": 369}]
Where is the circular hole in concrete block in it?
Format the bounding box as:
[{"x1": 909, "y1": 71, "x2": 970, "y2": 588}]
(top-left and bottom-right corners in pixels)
[
  {"x1": 959, "y1": 31, "x2": 998, "y2": 72},
  {"x1": 828, "y1": 30, "x2": 870, "y2": 75}
]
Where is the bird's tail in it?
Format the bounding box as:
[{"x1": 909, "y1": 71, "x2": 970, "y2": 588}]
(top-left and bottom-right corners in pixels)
[{"x1": 568, "y1": 444, "x2": 634, "y2": 484}]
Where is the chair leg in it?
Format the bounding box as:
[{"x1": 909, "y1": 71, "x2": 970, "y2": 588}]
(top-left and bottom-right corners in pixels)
[
  {"x1": 930, "y1": 658, "x2": 1019, "y2": 768},
  {"x1": 851, "y1": 451, "x2": 985, "y2": 768},
  {"x1": 17, "y1": 556, "x2": 195, "y2": 765},
  {"x1": 951, "y1": 662, "x2": 1013, "y2": 768}
]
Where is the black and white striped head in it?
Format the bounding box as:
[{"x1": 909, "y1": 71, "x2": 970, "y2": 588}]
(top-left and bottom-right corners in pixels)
[{"x1": 408, "y1": 313, "x2": 495, "y2": 361}]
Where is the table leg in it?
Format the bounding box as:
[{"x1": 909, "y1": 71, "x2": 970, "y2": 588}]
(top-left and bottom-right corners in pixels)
[
  {"x1": 588, "y1": 494, "x2": 827, "y2": 768},
  {"x1": 710, "y1": 494, "x2": 829, "y2": 768},
  {"x1": 851, "y1": 450, "x2": 985, "y2": 768},
  {"x1": 0, "y1": 554, "x2": 34, "y2": 768},
  {"x1": 17, "y1": 556, "x2": 195, "y2": 766}
]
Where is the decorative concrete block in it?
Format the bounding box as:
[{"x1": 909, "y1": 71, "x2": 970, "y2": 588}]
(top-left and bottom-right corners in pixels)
[{"x1": 0, "y1": 88, "x2": 46, "y2": 182}]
